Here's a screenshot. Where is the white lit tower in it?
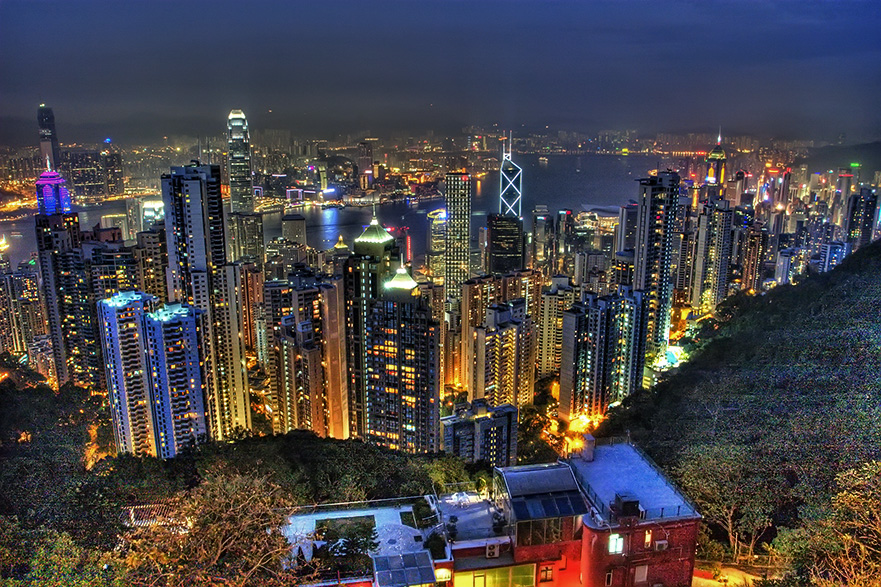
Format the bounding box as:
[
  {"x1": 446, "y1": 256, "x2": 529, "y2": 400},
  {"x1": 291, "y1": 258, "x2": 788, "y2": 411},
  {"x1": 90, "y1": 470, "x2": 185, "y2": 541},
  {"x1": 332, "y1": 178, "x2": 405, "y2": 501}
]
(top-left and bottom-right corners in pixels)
[
  {"x1": 143, "y1": 303, "x2": 209, "y2": 458},
  {"x1": 499, "y1": 134, "x2": 523, "y2": 217},
  {"x1": 98, "y1": 291, "x2": 158, "y2": 457},
  {"x1": 227, "y1": 109, "x2": 253, "y2": 213}
]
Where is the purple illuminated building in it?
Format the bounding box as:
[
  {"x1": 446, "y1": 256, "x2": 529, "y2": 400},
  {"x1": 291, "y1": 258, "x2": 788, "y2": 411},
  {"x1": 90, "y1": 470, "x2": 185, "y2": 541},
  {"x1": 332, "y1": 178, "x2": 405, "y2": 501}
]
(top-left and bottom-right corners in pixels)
[{"x1": 35, "y1": 170, "x2": 72, "y2": 215}]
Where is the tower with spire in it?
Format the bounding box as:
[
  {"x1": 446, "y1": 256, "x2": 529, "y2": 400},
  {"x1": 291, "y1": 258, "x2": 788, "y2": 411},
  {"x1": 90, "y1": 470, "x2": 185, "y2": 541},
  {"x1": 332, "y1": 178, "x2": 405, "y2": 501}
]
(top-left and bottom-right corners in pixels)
[
  {"x1": 499, "y1": 133, "x2": 523, "y2": 217},
  {"x1": 705, "y1": 129, "x2": 727, "y2": 189}
]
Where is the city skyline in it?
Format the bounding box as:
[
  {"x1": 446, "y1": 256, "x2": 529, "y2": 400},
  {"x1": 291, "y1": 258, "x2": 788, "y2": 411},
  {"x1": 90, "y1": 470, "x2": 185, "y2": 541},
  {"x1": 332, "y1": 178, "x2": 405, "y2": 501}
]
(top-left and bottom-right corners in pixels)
[{"x1": 2, "y1": 1, "x2": 881, "y2": 146}]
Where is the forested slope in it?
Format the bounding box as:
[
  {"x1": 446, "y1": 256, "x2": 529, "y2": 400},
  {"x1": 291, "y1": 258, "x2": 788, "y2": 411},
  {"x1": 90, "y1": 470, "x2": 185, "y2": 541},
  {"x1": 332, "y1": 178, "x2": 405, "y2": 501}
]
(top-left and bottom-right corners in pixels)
[{"x1": 598, "y1": 238, "x2": 881, "y2": 563}]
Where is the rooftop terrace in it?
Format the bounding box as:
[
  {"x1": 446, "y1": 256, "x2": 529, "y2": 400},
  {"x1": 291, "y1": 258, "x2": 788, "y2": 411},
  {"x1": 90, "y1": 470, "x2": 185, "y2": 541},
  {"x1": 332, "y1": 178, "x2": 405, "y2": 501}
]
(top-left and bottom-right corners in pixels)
[{"x1": 568, "y1": 438, "x2": 700, "y2": 527}]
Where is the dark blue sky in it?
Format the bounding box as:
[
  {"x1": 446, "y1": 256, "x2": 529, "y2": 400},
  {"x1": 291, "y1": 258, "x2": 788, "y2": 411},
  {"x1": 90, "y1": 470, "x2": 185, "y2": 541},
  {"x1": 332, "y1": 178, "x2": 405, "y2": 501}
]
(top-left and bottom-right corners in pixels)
[{"x1": 1, "y1": 0, "x2": 880, "y2": 145}]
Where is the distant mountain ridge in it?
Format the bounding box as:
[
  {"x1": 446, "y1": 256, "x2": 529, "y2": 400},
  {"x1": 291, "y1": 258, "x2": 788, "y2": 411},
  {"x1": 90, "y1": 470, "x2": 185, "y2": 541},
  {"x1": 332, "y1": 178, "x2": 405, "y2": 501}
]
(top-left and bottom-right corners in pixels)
[{"x1": 798, "y1": 141, "x2": 881, "y2": 177}]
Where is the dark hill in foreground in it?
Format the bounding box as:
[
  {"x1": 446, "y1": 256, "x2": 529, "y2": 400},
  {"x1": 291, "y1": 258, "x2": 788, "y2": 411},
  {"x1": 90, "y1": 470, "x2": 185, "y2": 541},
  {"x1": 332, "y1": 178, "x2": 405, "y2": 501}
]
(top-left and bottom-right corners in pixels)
[{"x1": 599, "y1": 238, "x2": 881, "y2": 518}]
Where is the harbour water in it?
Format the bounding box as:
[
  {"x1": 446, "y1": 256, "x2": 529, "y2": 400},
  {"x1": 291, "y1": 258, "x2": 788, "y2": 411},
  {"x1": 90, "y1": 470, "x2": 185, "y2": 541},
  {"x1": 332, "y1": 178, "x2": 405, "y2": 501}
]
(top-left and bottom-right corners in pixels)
[{"x1": 2, "y1": 153, "x2": 657, "y2": 267}]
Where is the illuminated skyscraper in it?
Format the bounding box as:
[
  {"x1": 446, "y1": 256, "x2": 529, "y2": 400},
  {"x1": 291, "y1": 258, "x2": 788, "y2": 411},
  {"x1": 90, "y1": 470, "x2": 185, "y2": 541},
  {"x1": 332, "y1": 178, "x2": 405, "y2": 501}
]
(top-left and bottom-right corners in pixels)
[
  {"x1": 705, "y1": 134, "x2": 726, "y2": 189},
  {"x1": 473, "y1": 299, "x2": 533, "y2": 408},
  {"x1": 845, "y1": 188, "x2": 878, "y2": 250},
  {"x1": 426, "y1": 208, "x2": 447, "y2": 281},
  {"x1": 633, "y1": 171, "x2": 680, "y2": 363},
  {"x1": 444, "y1": 172, "x2": 471, "y2": 297},
  {"x1": 163, "y1": 163, "x2": 250, "y2": 439},
  {"x1": 559, "y1": 287, "x2": 648, "y2": 423},
  {"x1": 35, "y1": 178, "x2": 80, "y2": 387},
  {"x1": 38, "y1": 104, "x2": 61, "y2": 172},
  {"x1": 741, "y1": 223, "x2": 769, "y2": 292},
  {"x1": 364, "y1": 267, "x2": 440, "y2": 453},
  {"x1": 486, "y1": 214, "x2": 525, "y2": 274},
  {"x1": 344, "y1": 216, "x2": 397, "y2": 439},
  {"x1": 133, "y1": 226, "x2": 169, "y2": 303},
  {"x1": 98, "y1": 291, "x2": 158, "y2": 457},
  {"x1": 499, "y1": 139, "x2": 522, "y2": 217},
  {"x1": 35, "y1": 169, "x2": 72, "y2": 215},
  {"x1": 555, "y1": 209, "x2": 575, "y2": 273},
  {"x1": 227, "y1": 212, "x2": 265, "y2": 268},
  {"x1": 143, "y1": 303, "x2": 209, "y2": 458},
  {"x1": 530, "y1": 205, "x2": 554, "y2": 272},
  {"x1": 227, "y1": 109, "x2": 253, "y2": 213},
  {"x1": 537, "y1": 276, "x2": 578, "y2": 378},
  {"x1": 690, "y1": 197, "x2": 733, "y2": 315},
  {"x1": 278, "y1": 274, "x2": 348, "y2": 438}
]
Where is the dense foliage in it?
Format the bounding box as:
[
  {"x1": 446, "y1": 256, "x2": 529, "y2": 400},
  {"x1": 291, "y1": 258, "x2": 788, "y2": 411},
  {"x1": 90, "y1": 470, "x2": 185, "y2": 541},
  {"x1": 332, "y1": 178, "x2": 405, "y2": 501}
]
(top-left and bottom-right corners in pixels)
[
  {"x1": 0, "y1": 376, "x2": 482, "y2": 585},
  {"x1": 599, "y1": 239, "x2": 881, "y2": 581}
]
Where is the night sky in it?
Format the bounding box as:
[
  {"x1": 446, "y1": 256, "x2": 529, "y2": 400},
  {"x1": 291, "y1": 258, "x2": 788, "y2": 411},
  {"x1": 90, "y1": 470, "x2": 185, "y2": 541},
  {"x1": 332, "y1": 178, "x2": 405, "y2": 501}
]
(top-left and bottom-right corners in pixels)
[{"x1": 1, "y1": 0, "x2": 880, "y2": 145}]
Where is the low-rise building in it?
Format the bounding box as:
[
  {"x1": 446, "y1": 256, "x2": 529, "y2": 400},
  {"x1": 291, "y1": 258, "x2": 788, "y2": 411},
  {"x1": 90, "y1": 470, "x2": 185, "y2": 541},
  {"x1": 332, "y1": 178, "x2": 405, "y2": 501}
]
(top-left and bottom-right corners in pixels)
[
  {"x1": 441, "y1": 399, "x2": 518, "y2": 467},
  {"x1": 284, "y1": 436, "x2": 701, "y2": 587}
]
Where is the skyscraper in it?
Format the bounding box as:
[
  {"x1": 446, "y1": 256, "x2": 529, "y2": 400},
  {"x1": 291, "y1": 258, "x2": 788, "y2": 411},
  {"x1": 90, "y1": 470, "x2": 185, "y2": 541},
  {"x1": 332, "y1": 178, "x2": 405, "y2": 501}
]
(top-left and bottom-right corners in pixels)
[
  {"x1": 98, "y1": 291, "x2": 158, "y2": 457},
  {"x1": 143, "y1": 303, "x2": 209, "y2": 459},
  {"x1": 499, "y1": 140, "x2": 523, "y2": 217},
  {"x1": 559, "y1": 287, "x2": 648, "y2": 423},
  {"x1": 35, "y1": 178, "x2": 81, "y2": 387},
  {"x1": 444, "y1": 172, "x2": 471, "y2": 297},
  {"x1": 537, "y1": 276, "x2": 578, "y2": 378},
  {"x1": 426, "y1": 208, "x2": 447, "y2": 281},
  {"x1": 35, "y1": 169, "x2": 72, "y2": 215},
  {"x1": 473, "y1": 300, "x2": 533, "y2": 408},
  {"x1": 690, "y1": 197, "x2": 733, "y2": 315},
  {"x1": 344, "y1": 216, "x2": 397, "y2": 439},
  {"x1": 486, "y1": 214, "x2": 525, "y2": 274},
  {"x1": 845, "y1": 188, "x2": 878, "y2": 250},
  {"x1": 38, "y1": 104, "x2": 61, "y2": 171},
  {"x1": 555, "y1": 209, "x2": 575, "y2": 273},
  {"x1": 227, "y1": 212, "x2": 265, "y2": 268},
  {"x1": 633, "y1": 171, "x2": 680, "y2": 363},
  {"x1": 615, "y1": 202, "x2": 639, "y2": 252},
  {"x1": 163, "y1": 163, "x2": 250, "y2": 439},
  {"x1": 531, "y1": 205, "x2": 554, "y2": 272},
  {"x1": 227, "y1": 109, "x2": 253, "y2": 213},
  {"x1": 276, "y1": 269, "x2": 348, "y2": 438},
  {"x1": 364, "y1": 267, "x2": 440, "y2": 453}
]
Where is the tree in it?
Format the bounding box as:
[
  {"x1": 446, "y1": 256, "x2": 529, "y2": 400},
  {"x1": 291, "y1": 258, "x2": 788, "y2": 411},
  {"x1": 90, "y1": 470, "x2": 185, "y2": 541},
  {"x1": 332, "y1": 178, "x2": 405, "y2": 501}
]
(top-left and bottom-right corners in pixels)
[
  {"x1": 122, "y1": 469, "x2": 295, "y2": 586},
  {"x1": 16, "y1": 531, "x2": 124, "y2": 587},
  {"x1": 676, "y1": 443, "x2": 782, "y2": 557},
  {"x1": 808, "y1": 461, "x2": 881, "y2": 587}
]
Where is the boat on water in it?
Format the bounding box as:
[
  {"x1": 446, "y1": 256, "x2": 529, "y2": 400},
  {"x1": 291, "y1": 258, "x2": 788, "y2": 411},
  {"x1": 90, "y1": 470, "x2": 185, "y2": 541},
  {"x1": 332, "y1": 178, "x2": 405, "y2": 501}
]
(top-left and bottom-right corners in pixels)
[{"x1": 538, "y1": 156, "x2": 549, "y2": 166}]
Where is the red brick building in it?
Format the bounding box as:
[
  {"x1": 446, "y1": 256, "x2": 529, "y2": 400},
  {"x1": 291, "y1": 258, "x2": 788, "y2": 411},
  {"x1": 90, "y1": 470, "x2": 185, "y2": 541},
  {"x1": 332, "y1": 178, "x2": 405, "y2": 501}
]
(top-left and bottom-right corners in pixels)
[
  {"x1": 440, "y1": 436, "x2": 701, "y2": 587},
  {"x1": 285, "y1": 436, "x2": 700, "y2": 587}
]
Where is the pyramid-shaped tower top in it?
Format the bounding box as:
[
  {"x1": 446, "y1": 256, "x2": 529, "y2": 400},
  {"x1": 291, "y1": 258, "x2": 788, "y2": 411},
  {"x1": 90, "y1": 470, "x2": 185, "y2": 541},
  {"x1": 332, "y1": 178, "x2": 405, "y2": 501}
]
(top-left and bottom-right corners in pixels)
[
  {"x1": 355, "y1": 216, "x2": 395, "y2": 245},
  {"x1": 384, "y1": 265, "x2": 419, "y2": 294}
]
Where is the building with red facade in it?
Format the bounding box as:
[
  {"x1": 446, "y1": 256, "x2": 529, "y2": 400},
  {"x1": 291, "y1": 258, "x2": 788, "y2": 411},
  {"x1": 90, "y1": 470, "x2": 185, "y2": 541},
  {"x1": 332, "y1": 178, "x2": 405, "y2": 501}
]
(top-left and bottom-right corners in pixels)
[{"x1": 285, "y1": 436, "x2": 700, "y2": 587}]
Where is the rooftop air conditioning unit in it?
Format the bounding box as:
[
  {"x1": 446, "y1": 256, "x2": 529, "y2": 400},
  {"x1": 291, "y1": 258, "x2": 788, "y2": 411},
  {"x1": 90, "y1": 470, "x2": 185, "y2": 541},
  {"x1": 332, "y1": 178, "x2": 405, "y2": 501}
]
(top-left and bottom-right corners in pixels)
[
  {"x1": 654, "y1": 540, "x2": 669, "y2": 551},
  {"x1": 486, "y1": 543, "x2": 500, "y2": 558}
]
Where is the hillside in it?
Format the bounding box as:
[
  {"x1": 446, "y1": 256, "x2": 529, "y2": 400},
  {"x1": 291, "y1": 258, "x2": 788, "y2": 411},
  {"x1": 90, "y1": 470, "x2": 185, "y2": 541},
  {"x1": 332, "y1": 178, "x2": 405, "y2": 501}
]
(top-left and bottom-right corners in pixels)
[
  {"x1": 797, "y1": 141, "x2": 881, "y2": 177},
  {"x1": 598, "y1": 238, "x2": 881, "y2": 561}
]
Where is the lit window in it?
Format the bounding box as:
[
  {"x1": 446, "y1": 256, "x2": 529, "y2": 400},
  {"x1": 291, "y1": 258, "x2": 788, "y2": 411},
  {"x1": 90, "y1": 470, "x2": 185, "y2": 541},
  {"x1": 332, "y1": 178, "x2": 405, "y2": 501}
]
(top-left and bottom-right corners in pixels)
[
  {"x1": 540, "y1": 565, "x2": 553, "y2": 582},
  {"x1": 608, "y1": 533, "x2": 624, "y2": 554},
  {"x1": 644, "y1": 529, "x2": 652, "y2": 549}
]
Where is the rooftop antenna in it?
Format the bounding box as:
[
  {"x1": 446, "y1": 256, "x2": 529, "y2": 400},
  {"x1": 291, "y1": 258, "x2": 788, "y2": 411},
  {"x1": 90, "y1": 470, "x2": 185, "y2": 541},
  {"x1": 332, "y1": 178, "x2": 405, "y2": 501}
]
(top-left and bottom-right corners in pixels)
[
  {"x1": 717, "y1": 126, "x2": 722, "y2": 145},
  {"x1": 45, "y1": 155, "x2": 51, "y2": 172}
]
